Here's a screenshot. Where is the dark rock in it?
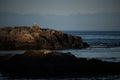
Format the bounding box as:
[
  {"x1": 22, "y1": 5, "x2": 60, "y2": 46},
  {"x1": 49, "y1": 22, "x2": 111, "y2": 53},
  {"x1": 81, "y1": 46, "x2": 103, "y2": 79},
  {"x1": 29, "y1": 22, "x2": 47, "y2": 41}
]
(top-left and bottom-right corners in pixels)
[
  {"x1": 0, "y1": 25, "x2": 89, "y2": 50},
  {"x1": 0, "y1": 50, "x2": 120, "y2": 77}
]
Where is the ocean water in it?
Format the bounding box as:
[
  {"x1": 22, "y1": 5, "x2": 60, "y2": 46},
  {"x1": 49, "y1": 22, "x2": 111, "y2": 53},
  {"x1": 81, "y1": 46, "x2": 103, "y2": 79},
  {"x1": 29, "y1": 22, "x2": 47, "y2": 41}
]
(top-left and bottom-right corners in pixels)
[
  {"x1": 63, "y1": 31, "x2": 120, "y2": 62},
  {"x1": 0, "y1": 31, "x2": 120, "y2": 80},
  {"x1": 64, "y1": 31, "x2": 120, "y2": 45}
]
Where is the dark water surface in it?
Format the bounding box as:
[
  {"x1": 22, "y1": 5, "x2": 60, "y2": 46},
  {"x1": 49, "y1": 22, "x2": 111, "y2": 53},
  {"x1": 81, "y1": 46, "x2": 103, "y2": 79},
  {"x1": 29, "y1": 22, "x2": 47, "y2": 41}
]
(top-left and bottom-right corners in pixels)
[{"x1": 62, "y1": 31, "x2": 120, "y2": 62}]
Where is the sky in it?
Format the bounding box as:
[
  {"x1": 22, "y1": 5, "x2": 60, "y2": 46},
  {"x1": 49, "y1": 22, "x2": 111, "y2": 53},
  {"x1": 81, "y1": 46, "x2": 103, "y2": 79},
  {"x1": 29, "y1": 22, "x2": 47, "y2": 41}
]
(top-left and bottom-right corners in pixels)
[{"x1": 0, "y1": 0, "x2": 120, "y2": 31}]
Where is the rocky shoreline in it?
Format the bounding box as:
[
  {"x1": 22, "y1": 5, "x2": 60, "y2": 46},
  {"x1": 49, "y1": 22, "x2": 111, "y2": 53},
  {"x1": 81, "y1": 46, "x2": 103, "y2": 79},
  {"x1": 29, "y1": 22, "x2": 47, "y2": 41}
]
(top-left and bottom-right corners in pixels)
[
  {"x1": 0, "y1": 25, "x2": 119, "y2": 77},
  {"x1": 0, "y1": 24, "x2": 89, "y2": 50},
  {"x1": 0, "y1": 50, "x2": 120, "y2": 77}
]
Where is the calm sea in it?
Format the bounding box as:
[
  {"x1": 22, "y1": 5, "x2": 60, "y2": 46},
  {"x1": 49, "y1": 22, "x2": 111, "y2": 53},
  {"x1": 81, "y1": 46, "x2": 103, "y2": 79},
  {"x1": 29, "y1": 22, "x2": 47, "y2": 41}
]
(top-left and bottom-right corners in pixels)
[
  {"x1": 63, "y1": 31, "x2": 120, "y2": 62},
  {"x1": 0, "y1": 31, "x2": 120, "y2": 80}
]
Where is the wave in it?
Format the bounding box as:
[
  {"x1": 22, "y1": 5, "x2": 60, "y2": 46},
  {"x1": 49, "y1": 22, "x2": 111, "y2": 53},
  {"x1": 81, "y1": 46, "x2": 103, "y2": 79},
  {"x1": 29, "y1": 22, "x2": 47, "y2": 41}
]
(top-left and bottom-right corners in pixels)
[
  {"x1": 80, "y1": 35, "x2": 120, "y2": 39},
  {"x1": 89, "y1": 42, "x2": 120, "y2": 48},
  {"x1": 94, "y1": 57, "x2": 120, "y2": 62},
  {"x1": 89, "y1": 43, "x2": 120, "y2": 48}
]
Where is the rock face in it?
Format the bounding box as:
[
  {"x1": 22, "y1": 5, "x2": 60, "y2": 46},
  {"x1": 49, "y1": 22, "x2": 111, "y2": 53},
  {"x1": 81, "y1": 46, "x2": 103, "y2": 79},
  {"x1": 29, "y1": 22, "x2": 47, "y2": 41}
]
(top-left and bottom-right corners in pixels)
[
  {"x1": 0, "y1": 50, "x2": 120, "y2": 77},
  {"x1": 0, "y1": 25, "x2": 88, "y2": 50}
]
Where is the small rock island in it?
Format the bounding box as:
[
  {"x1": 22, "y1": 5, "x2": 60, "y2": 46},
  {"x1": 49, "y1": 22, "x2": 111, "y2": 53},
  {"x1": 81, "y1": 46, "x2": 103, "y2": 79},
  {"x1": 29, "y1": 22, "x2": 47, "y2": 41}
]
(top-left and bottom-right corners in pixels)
[{"x1": 0, "y1": 24, "x2": 88, "y2": 50}]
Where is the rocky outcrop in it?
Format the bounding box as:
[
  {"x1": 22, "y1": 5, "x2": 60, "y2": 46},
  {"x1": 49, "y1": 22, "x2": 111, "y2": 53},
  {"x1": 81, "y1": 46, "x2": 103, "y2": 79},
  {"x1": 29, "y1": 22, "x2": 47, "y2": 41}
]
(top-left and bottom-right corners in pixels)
[
  {"x1": 0, "y1": 50, "x2": 120, "y2": 77},
  {"x1": 0, "y1": 24, "x2": 89, "y2": 50}
]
